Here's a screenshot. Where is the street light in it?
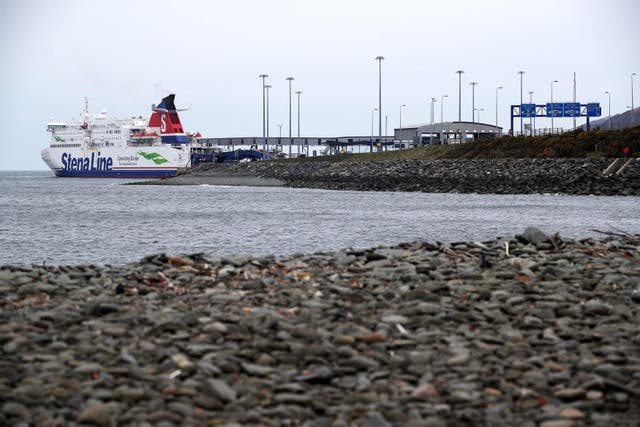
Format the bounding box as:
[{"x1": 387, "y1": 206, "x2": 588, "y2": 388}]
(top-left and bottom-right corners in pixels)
[
  {"x1": 495, "y1": 86, "x2": 503, "y2": 127},
  {"x1": 371, "y1": 108, "x2": 378, "y2": 152},
  {"x1": 441, "y1": 95, "x2": 448, "y2": 123},
  {"x1": 572, "y1": 72, "x2": 577, "y2": 129},
  {"x1": 529, "y1": 90, "x2": 534, "y2": 135},
  {"x1": 518, "y1": 70, "x2": 525, "y2": 134},
  {"x1": 259, "y1": 74, "x2": 268, "y2": 138},
  {"x1": 371, "y1": 108, "x2": 378, "y2": 137},
  {"x1": 604, "y1": 91, "x2": 611, "y2": 130},
  {"x1": 265, "y1": 85, "x2": 271, "y2": 138},
  {"x1": 278, "y1": 123, "x2": 283, "y2": 138},
  {"x1": 550, "y1": 80, "x2": 558, "y2": 132},
  {"x1": 430, "y1": 97, "x2": 437, "y2": 124},
  {"x1": 286, "y1": 76, "x2": 294, "y2": 157},
  {"x1": 470, "y1": 82, "x2": 477, "y2": 122},
  {"x1": 375, "y1": 56, "x2": 385, "y2": 137},
  {"x1": 295, "y1": 91, "x2": 302, "y2": 138},
  {"x1": 456, "y1": 70, "x2": 464, "y2": 121},
  {"x1": 632, "y1": 73, "x2": 636, "y2": 126},
  {"x1": 475, "y1": 108, "x2": 484, "y2": 123},
  {"x1": 399, "y1": 104, "x2": 406, "y2": 149}
]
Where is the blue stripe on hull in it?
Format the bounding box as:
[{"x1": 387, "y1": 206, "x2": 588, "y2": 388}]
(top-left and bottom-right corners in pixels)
[{"x1": 54, "y1": 169, "x2": 177, "y2": 178}]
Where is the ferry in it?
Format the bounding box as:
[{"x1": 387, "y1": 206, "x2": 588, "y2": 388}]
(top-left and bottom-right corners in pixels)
[{"x1": 41, "y1": 94, "x2": 269, "y2": 178}]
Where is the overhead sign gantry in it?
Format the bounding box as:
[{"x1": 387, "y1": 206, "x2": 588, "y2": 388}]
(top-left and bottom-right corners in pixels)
[{"x1": 510, "y1": 102, "x2": 601, "y2": 133}]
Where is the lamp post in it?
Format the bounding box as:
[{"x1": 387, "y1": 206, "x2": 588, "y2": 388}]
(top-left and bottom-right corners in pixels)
[
  {"x1": 477, "y1": 108, "x2": 484, "y2": 123},
  {"x1": 278, "y1": 123, "x2": 283, "y2": 138},
  {"x1": 265, "y1": 84, "x2": 271, "y2": 137},
  {"x1": 495, "y1": 86, "x2": 503, "y2": 127},
  {"x1": 286, "y1": 77, "x2": 294, "y2": 157},
  {"x1": 295, "y1": 91, "x2": 302, "y2": 138},
  {"x1": 604, "y1": 91, "x2": 611, "y2": 130},
  {"x1": 632, "y1": 73, "x2": 636, "y2": 126},
  {"x1": 529, "y1": 90, "x2": 534, "y2": 135},
  {"x1": 371, "y1": 108, "x2": 378, "y2": 137},
  {"x1": 371, "y1": 108, "x2": 378, "y2": 152},
  {"x1": 265, "y1": 84, "x2": 271, "y2": 152},
  {"x1": 456, "y1": 70, "x2": 464, "y2": 121},
  {"x1": 470, "y1": 82, "x2": 477, "y2": 122},
  {"x1": 375, "y1": 56, "x2": 385, "y2": 137},
  {"x1": 518, "y1": 70, "x2": 525, "y2": 134},
  {"x1": 399, "y1": 104, "x2": 406, "y2": 149},
  {"x1": 550, "y1": 80, "x2": 558, "y2": 132},
  {"x1": 441, "y1": 94, "x2": 448, "y2": 123},
  {"x1": 430, "y1": 97, "x2": 437, "y2": 124},
  {"x1": 259, "y1": 74, "x2": 268, "y2": 139},
  {"x1": 573, "y1": 72, "x2": 577, "y2": 129},
  {"x1": 385, "y1": 115, "x2": 388, "y2": 136}
]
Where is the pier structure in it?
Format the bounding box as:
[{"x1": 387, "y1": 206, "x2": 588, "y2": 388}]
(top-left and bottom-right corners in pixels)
[
  {"x1": 196, "y1": 122, "x2": 505, "y2": 158},
  {"x1": 196, "y1": 136, "x2": 396, "y2": 157}
]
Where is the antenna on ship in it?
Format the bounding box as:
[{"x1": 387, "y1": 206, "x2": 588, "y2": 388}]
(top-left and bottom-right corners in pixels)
[{"x1": 81, "y1": 96, "x2": 90, "y2": 129}]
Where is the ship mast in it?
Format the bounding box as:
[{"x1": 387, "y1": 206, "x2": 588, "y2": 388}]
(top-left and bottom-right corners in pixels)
[{"x1": 81, "y1": 96, "x2": 90, "y2": 130}]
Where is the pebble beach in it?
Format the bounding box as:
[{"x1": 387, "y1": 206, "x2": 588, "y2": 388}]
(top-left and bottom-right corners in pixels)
[{"x1": 2, "y1": 227, "x2": 639, "y2": 426}]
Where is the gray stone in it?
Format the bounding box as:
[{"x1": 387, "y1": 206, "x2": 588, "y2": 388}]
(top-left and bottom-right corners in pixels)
[
  {"x1": 354, "y1": 412, "x2": 393, "y2": 427},
  {"x1": 539, "y1": 421, "x2": 578, "y2": 427},
  {"x1": 381, "y1": 314, "x2": 409, "y2": 324},
  {"x1": 583, "y1": 299, "x2": 612, "y2": 315},
  {"x1": 203, "y1": 379, "x2": 237, "y2": 403},
  {"x1": 273, "y1": 393, "x2": 312, "y2": 404},
  {"x1": 520, "y1": 227, "x2": 550, "y2": 244},
  {"x1": 1, "y1": 402, "x2": 30, "y2": 419},
  {"x1": 447, "y1": 348, "x2": 470, "y2": 365},
  {"x1": 241, "y1": 362, "x2": 274, "y2": 376},
  {"x1": 76, "y1": 402, "x2": 110, "y2": 426}
]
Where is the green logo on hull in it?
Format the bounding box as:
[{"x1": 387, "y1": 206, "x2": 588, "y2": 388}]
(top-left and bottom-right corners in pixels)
[
  {"x1": 54, "y1": 136, "x2": 65, "y2": 143},
  {"x1": 138, "y1": 151, "x2": 169, "y2": 165}
]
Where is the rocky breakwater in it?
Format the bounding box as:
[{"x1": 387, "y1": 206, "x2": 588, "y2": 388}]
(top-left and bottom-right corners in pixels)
[
  {"x1": 1, "y1": 228, "x2": 640, "y2": 426},
  {"x1": 176, "y1": 158, "x2": 640, "y2": 195}
]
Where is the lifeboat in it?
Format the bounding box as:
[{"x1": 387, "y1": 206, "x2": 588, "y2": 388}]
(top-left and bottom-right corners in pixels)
[{"x1": 132, "y1": 131, "x2": 159, "y2": 138}]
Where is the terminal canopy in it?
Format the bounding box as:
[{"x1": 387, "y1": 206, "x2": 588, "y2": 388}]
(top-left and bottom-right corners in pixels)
[{"x1": 395, "y1": 121, "x2": 503, "y2": 145}]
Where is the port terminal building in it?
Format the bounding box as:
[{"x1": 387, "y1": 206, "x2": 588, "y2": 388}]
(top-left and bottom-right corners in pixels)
[{"x1": 395, "y1": 121, "x2": 503, "y2": 146}]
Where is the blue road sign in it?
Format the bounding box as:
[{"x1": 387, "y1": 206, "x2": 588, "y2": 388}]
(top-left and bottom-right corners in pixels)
[
  {"x1": 520, "y1": 103, "x2": 536, "y2": 118},
  {"x1": 586, "y1": 103, "x2": 601, "y2": 117},
  {"x1": 563, "y1": 102, "x2": 580, "y2": 117},
  {"x1": 546, "y1": 103, "x2": 563, "y2": 117}
]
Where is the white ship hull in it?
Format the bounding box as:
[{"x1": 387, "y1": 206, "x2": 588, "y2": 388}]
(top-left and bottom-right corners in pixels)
[{"x1": 41, "y1": 145, "x2": 190, "y2": 178}]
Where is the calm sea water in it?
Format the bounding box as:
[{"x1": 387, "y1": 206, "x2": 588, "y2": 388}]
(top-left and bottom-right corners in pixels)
[{"x1": 1, "y1": 170, "x2": 639, "y2": 265}]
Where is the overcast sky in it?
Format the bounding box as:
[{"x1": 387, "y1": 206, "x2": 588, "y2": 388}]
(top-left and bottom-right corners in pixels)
[{"x1": 1, "y1": 0, "x2": 639, "y2": 170}]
